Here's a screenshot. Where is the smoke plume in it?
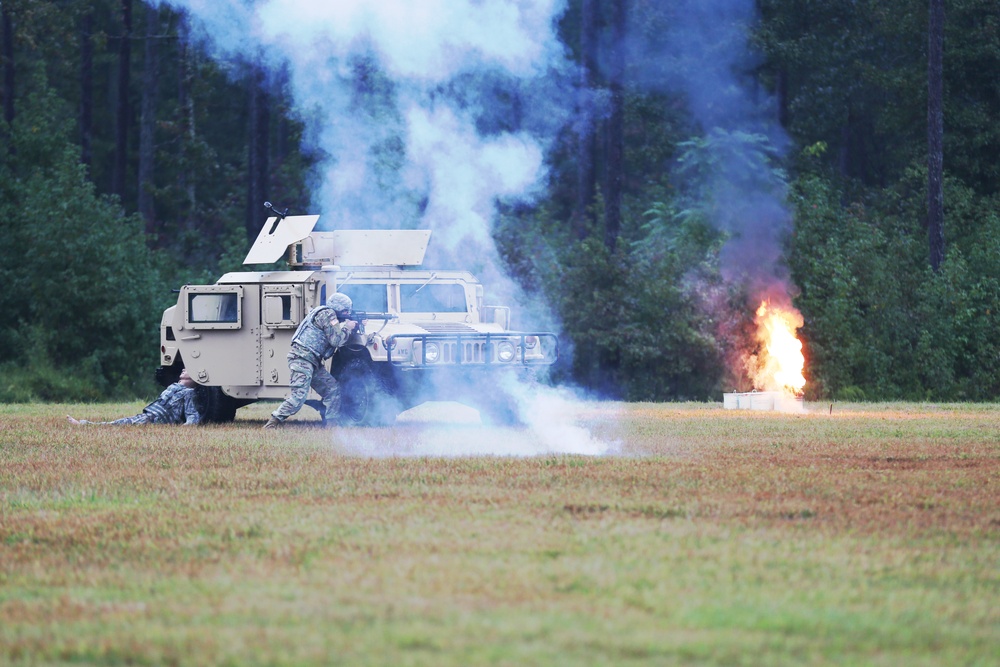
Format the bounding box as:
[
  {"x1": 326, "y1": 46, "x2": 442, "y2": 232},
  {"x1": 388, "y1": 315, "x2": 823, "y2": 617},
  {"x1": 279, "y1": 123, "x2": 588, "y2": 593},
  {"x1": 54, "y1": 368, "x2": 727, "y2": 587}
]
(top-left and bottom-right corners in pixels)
[
  {"x1": 624, "y1": 0, "x2": 803, "y2": 393},
  {"x1": 155, "y1": 0, "x2": 620, "y2": 451},
  {"x1": 633, "y1": 0, "x2": 793, "y2": 285},
  {"x1": 155, "y1": 0, "x2": 566, "y2": 252},
  {"x1": 156, "y1": 0, "x2": 804, "y2": 433}
]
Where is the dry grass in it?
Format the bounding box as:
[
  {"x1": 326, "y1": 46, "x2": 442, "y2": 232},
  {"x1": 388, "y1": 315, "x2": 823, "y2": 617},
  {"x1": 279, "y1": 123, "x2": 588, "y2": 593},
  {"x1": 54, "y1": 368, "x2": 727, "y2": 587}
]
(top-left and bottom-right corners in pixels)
[{"x1": 1, "y1": 400, "x2": 998, "y2": 666}]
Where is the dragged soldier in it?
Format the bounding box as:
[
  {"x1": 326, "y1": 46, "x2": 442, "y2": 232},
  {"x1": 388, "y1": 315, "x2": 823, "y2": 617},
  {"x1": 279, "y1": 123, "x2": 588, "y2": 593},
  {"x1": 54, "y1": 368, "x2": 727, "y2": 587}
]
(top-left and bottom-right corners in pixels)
[
  {"x1": 263, "y1": 292, "x2": 357, "y2": 429},
  {"x1": 67, "y1": 368, "x2": 202, "y2": 426}
]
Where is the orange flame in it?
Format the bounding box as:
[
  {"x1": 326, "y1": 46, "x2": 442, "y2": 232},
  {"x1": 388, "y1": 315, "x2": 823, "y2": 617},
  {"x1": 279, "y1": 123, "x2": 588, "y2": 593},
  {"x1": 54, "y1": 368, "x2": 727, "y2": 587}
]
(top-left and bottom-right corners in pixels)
[{"x1": 750, "y1": 301, "x2": 806, "y2": 394}]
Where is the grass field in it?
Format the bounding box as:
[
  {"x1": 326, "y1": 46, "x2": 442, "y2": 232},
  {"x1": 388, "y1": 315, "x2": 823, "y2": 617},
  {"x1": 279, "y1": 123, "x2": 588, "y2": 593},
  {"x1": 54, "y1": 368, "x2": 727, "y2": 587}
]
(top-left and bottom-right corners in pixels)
[{"x1": 1, "y1": 400, "x2": 998, "y2": 666}]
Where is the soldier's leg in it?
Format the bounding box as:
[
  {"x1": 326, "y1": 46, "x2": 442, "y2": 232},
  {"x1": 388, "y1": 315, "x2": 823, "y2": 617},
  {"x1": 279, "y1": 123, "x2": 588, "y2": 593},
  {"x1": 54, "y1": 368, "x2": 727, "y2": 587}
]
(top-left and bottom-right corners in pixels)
[
  {"x1": 271, "y1": 356, "x2": 316, "y2": 421},
  {"x1": 311, "y1": 365, "x2": 341, "y2": 423},
  {"x1": 107, "y1": 413, "x2": 152, "y2": 425},
  {"x1": 69, "y1": 414, "x2": 148, "y2": 425}
]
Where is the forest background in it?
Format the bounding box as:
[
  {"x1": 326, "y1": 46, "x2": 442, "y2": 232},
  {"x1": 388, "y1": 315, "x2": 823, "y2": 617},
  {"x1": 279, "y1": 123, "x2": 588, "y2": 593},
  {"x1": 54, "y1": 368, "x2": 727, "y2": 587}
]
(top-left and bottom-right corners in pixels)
[{"x1": 0, "y1": 0, "x2": 997, "y2": 404}]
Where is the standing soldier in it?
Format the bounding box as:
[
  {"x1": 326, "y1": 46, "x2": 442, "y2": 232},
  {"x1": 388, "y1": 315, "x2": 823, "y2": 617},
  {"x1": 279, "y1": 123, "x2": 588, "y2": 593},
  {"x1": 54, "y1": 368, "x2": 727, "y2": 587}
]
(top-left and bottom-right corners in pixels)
[{"x1": 263, "y1": 292, "x2": 357, "y2": 429}]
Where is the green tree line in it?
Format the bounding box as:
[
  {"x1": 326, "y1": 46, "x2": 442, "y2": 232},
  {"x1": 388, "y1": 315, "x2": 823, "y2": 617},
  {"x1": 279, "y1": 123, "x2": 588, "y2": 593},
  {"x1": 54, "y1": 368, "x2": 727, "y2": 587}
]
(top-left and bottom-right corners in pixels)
[
  {"x1": 0, "y1": 0, "x2": 311, "y2": 400},
  {"x1": 0, "y1": 0, "x2": 997, "y2": 402}
]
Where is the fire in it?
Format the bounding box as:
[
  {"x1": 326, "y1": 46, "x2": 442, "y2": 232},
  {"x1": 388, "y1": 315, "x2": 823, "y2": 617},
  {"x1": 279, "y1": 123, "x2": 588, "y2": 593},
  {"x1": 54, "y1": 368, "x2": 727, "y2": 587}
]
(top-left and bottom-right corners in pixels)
[{"x1": 750, "y1": 300, "x2": 806, "y2": 394}]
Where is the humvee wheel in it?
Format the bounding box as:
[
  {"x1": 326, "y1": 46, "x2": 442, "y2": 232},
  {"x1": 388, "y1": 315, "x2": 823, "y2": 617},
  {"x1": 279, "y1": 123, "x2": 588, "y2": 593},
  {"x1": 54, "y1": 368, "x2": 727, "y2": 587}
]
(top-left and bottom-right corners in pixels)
[
  {"x1": 194, "y1": 386, "x2": 239, "y2": 423},
  {"x1": 336, "y1": 359, "x2": 398, "y2": 426}
]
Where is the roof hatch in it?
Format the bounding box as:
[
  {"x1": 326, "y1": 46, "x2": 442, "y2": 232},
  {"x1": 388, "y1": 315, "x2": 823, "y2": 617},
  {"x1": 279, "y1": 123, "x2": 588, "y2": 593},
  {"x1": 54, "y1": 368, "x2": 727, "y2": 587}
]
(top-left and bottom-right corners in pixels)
[{"x1": 243, "y1": 214, "x2": 320, "y2": 265}]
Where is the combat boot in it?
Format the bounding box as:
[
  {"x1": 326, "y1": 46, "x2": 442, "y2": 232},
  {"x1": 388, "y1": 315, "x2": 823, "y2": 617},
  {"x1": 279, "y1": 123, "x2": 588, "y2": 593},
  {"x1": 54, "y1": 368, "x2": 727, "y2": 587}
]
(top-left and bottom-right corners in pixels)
[{"x1": 262, "y1": 416, "x2": 283, "y2": 430}]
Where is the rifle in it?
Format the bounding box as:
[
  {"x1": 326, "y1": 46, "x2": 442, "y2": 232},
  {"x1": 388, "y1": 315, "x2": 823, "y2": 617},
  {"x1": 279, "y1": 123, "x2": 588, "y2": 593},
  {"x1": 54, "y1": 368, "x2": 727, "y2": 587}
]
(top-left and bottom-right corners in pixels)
[{"x1": 346, "y1": 310, "x2": 398, "y2": 335}]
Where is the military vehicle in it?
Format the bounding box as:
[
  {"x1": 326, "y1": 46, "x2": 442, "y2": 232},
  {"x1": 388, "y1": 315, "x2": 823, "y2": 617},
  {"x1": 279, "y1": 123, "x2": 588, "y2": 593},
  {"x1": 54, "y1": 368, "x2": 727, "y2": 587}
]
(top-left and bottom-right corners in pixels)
[{"x1": 155, "y1": 210, "x2": 558, "y2": 425}]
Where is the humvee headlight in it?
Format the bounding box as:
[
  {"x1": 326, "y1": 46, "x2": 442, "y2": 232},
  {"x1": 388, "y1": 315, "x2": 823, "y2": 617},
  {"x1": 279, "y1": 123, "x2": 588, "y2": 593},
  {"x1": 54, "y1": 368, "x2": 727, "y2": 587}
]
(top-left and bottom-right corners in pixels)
[
  {"x1": 524, "y1": 336, "x2": 538, "y2": 349},
  {"x1": 424, "y1": 341, "x2": 440, "y2": 363},
  {"x1": 386, "y1": 337, "x2": 397, "y2": 351},
  {"x1": 497, "y1": 340, "x2": 517, "y2": 363}
]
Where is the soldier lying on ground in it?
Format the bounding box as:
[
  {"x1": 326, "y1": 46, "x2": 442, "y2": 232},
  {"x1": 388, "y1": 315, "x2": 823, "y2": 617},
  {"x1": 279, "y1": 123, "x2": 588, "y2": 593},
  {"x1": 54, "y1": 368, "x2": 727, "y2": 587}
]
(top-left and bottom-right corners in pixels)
[{"x1": 67, "y1": 368, "x2": 202, "y2": 426}]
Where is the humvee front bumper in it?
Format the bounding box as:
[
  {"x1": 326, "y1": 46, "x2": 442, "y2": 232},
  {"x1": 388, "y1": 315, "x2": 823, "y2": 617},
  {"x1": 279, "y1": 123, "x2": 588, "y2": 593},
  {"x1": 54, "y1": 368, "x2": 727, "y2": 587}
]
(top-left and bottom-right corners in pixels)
[{"x1": 386, "y1": 332, "x2": 558, "y2": 368}]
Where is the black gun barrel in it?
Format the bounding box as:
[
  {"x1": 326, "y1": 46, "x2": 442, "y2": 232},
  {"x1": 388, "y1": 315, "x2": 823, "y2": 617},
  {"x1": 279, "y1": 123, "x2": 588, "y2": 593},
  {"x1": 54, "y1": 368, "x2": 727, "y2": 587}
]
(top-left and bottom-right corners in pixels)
[
  {"x1": 346, "y1": 310, "x2": 397, "y2": 336},
  {"x1": 348, "y1": 311, "x2": 396, "y2": 322}
]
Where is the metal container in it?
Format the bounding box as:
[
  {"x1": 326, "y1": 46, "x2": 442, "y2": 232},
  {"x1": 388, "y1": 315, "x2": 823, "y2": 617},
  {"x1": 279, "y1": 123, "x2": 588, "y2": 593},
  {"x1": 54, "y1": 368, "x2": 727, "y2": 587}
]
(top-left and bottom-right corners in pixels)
[{"x1": 723, "y1": 391, "x2": 804, "y2": 412}]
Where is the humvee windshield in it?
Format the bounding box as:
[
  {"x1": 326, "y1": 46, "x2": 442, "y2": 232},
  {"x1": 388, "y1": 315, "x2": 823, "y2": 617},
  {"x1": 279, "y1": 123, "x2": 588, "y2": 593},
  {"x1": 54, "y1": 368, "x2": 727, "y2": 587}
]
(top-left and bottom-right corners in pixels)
[
  {"x1": 338, "y1": 284, "x2": 388, "y2": 312},
  {"x1": 400, "y1": 284, "x2": 467, "y2": 312}
]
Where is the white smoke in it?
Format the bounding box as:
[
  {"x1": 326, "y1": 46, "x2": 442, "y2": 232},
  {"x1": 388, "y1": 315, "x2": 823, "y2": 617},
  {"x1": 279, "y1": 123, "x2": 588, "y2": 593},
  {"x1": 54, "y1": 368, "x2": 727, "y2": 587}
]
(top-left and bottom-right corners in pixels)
[
  {"x1": 254, "y1": 0, "x2": 559, "y2": 81},
  {"x1": 156, "y1": 0, "x2": 565, "y2": 245},
  {"x1": 518, "y1": 384, "x2": 617, "y2": 455},
  {"x1": 156, "y1": 0, "x2": 617, "y2": 452},
  {"x1": 342, "y1": 385, "x2": 618, "y2": 458},
  {"x1": 402, "y1": 104, "x2": 544, "y2": 254}
]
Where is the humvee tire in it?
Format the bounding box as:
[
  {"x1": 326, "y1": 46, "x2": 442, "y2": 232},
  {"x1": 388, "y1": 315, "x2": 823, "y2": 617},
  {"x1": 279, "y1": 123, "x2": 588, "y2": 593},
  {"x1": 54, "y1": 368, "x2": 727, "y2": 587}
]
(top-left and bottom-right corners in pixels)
[
  {"x1": 335, "y1": 358, "x2": 399, "y2": 427},
  {"x1": 194, "y1": 385, "x2": 240, "y2": 424}
]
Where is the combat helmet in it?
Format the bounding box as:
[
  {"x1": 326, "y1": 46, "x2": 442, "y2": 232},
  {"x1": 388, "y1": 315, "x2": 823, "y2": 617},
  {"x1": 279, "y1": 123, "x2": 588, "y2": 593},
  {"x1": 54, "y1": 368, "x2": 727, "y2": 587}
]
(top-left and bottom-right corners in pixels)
[{"x1": 326, "y1": 292, "x2": 353, "y2": 312}]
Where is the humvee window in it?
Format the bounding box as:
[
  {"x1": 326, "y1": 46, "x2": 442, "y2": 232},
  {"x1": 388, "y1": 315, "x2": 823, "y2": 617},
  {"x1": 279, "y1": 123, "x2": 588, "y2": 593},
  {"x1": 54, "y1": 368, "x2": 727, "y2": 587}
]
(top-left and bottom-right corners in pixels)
[
  {"x1": 339, "y1": 283, "x2": 388, "y2": 312},
  {"x1": 261, "y1": 285, "x2": 302, "y2": 328},
  {"x1": 188, "y1": 292, "x2": 239, "y2": 323},
  {"x1": 401, "y1": 284, "x2": 467, "y2": 313},
  {"x1": 263, "y1": 294, "x2": 292, "y2": 324}
]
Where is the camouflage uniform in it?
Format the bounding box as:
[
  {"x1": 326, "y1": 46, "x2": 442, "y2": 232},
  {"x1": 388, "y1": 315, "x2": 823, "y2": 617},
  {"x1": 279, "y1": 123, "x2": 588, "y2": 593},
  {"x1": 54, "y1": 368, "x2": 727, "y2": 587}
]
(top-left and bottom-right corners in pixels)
[
  {"x1": 78, "y1": 383, "x2": 201, "y2": 425},
  {"x1": 270, "y1": 304, "x2": 353, "y2": 424}
]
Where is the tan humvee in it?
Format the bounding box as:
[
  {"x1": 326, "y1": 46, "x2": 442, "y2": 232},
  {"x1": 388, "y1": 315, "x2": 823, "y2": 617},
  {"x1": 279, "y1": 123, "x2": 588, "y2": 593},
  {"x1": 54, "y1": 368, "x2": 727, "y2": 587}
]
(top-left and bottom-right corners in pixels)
[{"x1": 156, "y1": 214, "x2": 558, "y2": 425}]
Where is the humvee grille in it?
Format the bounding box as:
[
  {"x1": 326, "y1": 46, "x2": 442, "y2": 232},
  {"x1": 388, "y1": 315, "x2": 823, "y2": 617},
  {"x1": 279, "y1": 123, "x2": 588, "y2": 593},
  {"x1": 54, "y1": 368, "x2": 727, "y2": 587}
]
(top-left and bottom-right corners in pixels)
[
  {"x1": 387, "y1": 332, "x2": 558, "y2": 367},
  {"x1": 416, "y1": 322, "x2": 479, "y2": 333}
]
